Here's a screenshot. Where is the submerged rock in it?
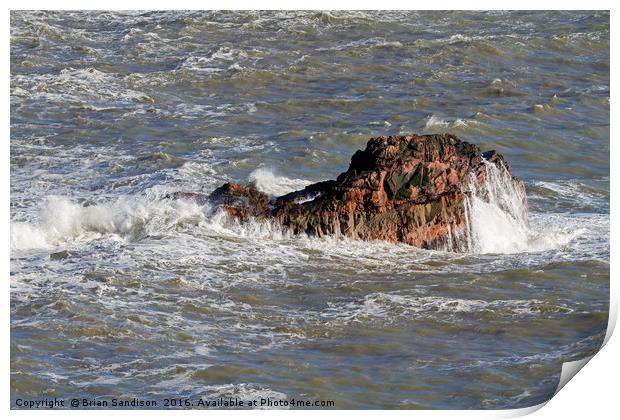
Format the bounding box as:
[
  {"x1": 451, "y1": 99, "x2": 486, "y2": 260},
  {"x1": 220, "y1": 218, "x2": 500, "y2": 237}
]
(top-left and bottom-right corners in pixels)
[{"x1": 184, "y1": 134, "x2": 526, "y2": 250}]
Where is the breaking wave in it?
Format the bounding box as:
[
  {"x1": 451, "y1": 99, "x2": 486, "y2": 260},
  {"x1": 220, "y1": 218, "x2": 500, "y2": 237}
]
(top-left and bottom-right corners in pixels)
[
  {"x1": 10, "y1": 195, "x2": 208, "y2": 250},
  {"x1": 248, "y1": 167, "x2": 312, "y2": 197},
  {"x1": 447, "y1": 160, "x2": 583, "y2": 254},
  {"x1": 9, "y1": 163, "x2": 601, "y2": 258}
]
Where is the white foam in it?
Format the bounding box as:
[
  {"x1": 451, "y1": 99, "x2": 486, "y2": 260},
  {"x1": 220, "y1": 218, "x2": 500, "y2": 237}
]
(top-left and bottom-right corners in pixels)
[
  {"x1": 318, "y1": 37, "x2": 403, "y2": 51},
  {"x1": 10, "y1": 195, "x2": 208, "y2": 251},
  {"x1": 459, "y1": 160, "x2": 583, "y2": 254},
  {"x1": 11, "y1": 163, "x2": 605, "y2": 260},
  {"x1": 248, "y1": 167, "x2": 312, "y2": 197},
  {"x1": 532, "y1": 180, "x2": 608, "y2": 211},
  {"x1": 176, "y1": 47, "x2": 253, "y2": 73},
  {"x1": 423, "y1": 115, "x2": 479, "y2": 131},
  {"x1": 201, "y1": 383, "x2": 288, "y2": 408},
  {"x1": 202, "y1": 209, "x2": 290, "y2": 241},
  {"x1": 11, "y1": 67, "x2": 153, "y2": 105},
  {"x1": 321, "y1": 292, "x2": 573, "y2": 323}
]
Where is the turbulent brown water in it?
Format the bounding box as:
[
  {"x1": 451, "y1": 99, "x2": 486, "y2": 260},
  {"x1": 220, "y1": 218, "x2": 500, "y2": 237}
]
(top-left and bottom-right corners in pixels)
[{"x1": 10, "y1": 11, "x2": 609, "y2": 409}]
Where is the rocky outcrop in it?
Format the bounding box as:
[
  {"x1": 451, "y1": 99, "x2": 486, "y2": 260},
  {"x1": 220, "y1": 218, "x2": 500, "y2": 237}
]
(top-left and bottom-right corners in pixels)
[{"x1": 180, "y1": 134, "x2": 525, "y2": 250}]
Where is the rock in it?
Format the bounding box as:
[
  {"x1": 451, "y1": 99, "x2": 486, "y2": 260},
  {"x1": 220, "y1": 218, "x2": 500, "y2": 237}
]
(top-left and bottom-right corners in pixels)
[
  {"x1": 207, "y1": 182, "x2": 270, "y2": 221},
  {"x1": 177, "y1": 134, "x2": 526, "y2": 250}
]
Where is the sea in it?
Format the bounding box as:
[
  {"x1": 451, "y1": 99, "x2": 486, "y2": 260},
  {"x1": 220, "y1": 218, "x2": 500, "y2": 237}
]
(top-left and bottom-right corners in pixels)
[{"x1": 10, "y1": 10, "x2": 610, "y2": 409}]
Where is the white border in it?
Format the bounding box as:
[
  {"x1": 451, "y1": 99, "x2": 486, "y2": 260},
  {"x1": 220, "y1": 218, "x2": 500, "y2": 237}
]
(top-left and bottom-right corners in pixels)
[{"x1": 4, "y1": 2, "x2": 616, "y2": 419}]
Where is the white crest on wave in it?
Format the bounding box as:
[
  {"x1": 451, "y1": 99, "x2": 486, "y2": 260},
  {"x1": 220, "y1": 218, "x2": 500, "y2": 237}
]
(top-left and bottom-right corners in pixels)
[{"x1": 248, "y1": 167, "x2": 312, "y2": 197}]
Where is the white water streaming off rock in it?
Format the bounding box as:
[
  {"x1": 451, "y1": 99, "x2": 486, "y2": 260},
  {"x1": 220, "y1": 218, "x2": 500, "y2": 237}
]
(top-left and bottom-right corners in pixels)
[
  {"x1": 462, "y1": 161, "x2": 534, "y2": 254},
  {"x1": 11, "y1": 11, "x2": 609, "y2": 409}
]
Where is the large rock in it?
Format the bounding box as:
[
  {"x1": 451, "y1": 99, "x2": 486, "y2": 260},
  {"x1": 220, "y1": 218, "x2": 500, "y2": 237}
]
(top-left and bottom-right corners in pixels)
[{"x1": 185, "y1": 134, "x2": 525, "y2": 249}]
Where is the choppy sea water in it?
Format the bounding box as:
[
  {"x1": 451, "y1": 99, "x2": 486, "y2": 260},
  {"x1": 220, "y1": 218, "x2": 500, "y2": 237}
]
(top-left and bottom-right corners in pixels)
[{"x1": 10, "y1": 11, "x2": 609, "y2": 409}]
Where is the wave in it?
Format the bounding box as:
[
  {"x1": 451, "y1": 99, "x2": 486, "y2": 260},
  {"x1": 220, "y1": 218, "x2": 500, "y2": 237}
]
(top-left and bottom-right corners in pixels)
[
  {"x1": 10, "y1": 195, "x2": 208, "y2": 250},
  {"x1": 248, "y1": 167, "x2": 313, "y2": 197},
  {"x1": 320, "y1": 292, "x2": 573, "y2": 323},
  {"x1": 532, "y1": 180, "x2": 608, "y2": 206},
  {"x1": 9, "y1": 190, "x2": 298, "y2": 252},
  {"x1": 423, "y1": 115, "x2": 480, "y2": 131},
  {"x1": 462, "y1": 160, "x2": 529, "y2": 253},
  {"x1": 454, "y1": 160, "x2": 583, "y2": 254},
  {"x1": 11, "y1": 67, "x2": 154, "y2": 106},
  {"x1": 10, "y1": 162, "x2": 605, "y2": 260},
  {"x1": 317, "y1": 37, "x2": 403, "y2": 52},
  {"x1": 174, "y1": 46, "x2": 262, "y2": 75}
]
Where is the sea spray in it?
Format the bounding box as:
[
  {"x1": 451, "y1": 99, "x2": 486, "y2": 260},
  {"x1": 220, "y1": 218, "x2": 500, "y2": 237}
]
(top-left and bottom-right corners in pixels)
[
  {"x1": 460, "y1": 159, "x2": 530, "y2": 254},
  {"x1": 12, "y1": 162, "x2": 582, "y2": 257},
  {"x1": 249, "y1": 168, "x2": 311, "y2": 197},
  {"x1": 10, "y1": 195, "x2": 209, "y2": 250}
]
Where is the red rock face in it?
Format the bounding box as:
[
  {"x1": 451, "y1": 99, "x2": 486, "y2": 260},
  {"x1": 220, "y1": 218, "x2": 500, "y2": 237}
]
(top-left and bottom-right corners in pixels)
[
  {"x1": 201, "y1": 134, "x2": 525, "y2": 250},
  {"x1": 207, "y1": 182, "x2": 270, "y2": 221}
]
